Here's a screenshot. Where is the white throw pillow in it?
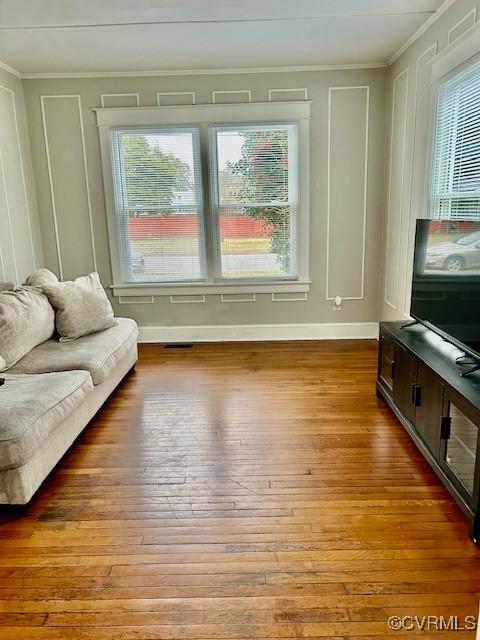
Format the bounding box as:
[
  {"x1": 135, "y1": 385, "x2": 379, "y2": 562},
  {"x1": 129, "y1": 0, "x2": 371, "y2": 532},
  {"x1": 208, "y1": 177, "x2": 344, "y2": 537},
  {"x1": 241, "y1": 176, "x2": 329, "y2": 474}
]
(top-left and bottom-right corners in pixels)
[
  {"x1": 0, "y1": 287, "x2": 55, "y2": 371},
  {"x1": 43, "y1": 272, "x2": 116, "y2": 341}
]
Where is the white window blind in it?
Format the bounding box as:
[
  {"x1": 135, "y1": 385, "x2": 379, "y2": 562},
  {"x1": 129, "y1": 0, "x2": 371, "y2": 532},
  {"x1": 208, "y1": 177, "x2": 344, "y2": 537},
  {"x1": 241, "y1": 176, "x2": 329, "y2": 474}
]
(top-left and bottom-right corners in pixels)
[
  {"x1": 210, "y1": 124, "x2": 298, "y2": 279},
  {"x1": 431, "y1": 59, "x2": 480, "y2": 220},
  {"x1": 111, "y1": 127, "x2": 205, "y2": 283}
]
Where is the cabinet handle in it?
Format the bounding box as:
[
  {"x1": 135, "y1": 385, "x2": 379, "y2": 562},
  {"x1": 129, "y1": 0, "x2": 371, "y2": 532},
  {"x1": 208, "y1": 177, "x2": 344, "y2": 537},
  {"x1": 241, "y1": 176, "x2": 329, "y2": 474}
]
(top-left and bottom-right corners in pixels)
[
  {"x1": 391, "y1": 361, "x2": 395, "y2": 380},
  {"x1": 441, "y1": 416, "x2": 451, "y2": 440},
  {"x1": 411, "y1": 384, "x2": 421, "y2": 407}
]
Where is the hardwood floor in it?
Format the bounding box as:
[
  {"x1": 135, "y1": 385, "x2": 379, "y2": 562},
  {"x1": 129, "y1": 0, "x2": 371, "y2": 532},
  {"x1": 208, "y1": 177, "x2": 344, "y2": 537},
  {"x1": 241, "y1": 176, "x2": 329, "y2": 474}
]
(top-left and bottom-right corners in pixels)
[{"x1": 0, "y1": 340, "x2": 479, "y2": 639}]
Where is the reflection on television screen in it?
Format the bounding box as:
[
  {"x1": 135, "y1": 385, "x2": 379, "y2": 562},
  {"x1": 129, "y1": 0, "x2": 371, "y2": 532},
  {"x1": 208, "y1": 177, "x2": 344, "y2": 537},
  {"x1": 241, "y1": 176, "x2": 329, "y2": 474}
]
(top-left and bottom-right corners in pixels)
[
  {"x1": 423, "y1": 224, "x2": 480, "y2": 275},
  {"x1": 412, "y1": 219, "x2": 480, "y2": 359}
]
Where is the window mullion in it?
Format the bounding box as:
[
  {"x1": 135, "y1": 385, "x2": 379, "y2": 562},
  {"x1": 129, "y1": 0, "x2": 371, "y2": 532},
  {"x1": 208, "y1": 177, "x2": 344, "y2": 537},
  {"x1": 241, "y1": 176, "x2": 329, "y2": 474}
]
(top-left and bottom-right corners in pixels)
[
  {"x1": 199, "y1": 123, "x2": 218, "y2": 283},
  {"x1": 206, "y1": 125, "x2": 223, "y2": 281}
]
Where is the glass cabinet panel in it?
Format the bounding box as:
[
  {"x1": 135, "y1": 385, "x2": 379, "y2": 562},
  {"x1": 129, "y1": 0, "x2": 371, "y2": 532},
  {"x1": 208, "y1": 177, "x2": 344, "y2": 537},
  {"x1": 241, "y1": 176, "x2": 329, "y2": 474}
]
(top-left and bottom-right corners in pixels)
[{"x1": 445, "y1": 403, "x2": 478, "y2": 495}]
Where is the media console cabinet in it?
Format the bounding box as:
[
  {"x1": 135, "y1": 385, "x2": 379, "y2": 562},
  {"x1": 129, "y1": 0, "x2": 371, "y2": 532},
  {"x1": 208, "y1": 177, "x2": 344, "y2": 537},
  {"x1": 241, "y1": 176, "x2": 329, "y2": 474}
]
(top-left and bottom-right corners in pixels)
[{"x1": 377, "y1": 321, "x2": 480, "y2": 541}]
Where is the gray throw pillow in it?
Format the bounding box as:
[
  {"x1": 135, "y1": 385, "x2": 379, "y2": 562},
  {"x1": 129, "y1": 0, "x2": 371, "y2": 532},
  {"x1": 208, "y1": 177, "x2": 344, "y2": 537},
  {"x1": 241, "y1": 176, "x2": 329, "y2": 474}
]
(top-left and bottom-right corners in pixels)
[
  {"x1": 43, "y1": 272, "x2": 116, "y2": 342},
  {"x1": 0, "y1": 287, "x2": 55, "y2": 371},
  {"x1": 23, "y1": 268, "x2": 59, "y2": 289}
]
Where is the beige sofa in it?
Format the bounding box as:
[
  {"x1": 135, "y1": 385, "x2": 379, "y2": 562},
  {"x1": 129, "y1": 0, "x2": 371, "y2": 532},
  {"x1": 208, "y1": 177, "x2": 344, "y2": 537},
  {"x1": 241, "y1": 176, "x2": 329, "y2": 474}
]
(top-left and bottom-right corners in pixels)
[{"x1": 0, "y1": 282, "x2": 138, "y2": 505}]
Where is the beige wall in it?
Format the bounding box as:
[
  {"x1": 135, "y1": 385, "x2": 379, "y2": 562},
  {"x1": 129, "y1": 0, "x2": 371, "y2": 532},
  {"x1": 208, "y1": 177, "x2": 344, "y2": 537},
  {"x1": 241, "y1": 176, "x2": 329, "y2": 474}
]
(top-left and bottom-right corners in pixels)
[
  {"x1": 0, "y1": 67, "x2": 43, "y2": 284},
  {"x1": 381, "y1": 0, "x2": 480, "y2": 321},
  {"x1": 23, "y1": 68, "x2": 386, "y2": 331}
]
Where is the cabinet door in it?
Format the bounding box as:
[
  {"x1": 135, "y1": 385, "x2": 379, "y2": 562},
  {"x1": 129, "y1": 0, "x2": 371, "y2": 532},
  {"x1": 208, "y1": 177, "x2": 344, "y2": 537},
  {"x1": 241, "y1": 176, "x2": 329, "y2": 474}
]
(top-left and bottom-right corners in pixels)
[
  {"x1": 378, "y1": 331, "x2": 395, "y2": 392},
  {"x1": 415, "y1": 363, "x2": 443, "y2": 458},
  {"x1": 440, "y1": 390, "x2": 480, "y2": 505},
  {"x1": 393, "y1": 344, "x2": 418, "y2": 424}
]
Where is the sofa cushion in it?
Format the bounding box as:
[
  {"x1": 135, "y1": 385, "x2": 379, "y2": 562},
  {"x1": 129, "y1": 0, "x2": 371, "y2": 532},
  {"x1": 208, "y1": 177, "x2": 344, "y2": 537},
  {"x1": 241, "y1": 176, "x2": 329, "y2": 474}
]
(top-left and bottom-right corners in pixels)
[
  {"x1": 43, "y1": 272, "x2": 116, "y2": 341},
  {"x1": 0, "y1": 370, "x2": 93, "y2": 470},
  {"x1": 9, "y1": 317, "x2": 138, "y2": 386},
  {"x1": 0, "y1": 287, "x2": 55, "y2": 372}
]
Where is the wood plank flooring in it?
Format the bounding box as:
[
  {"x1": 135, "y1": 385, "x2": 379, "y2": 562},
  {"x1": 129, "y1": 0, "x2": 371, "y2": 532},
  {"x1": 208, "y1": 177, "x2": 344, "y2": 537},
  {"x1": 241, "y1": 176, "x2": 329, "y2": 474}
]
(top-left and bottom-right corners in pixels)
[{"x1": 0, "y1": 340, "x2": 479, "y2": 639}]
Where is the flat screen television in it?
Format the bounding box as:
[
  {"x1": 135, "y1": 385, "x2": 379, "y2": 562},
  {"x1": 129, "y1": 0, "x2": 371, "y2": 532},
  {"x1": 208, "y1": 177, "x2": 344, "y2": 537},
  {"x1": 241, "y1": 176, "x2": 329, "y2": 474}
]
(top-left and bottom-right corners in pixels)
[{"x1": 411, "y1": 219, "x2": 480, "y2": 359}]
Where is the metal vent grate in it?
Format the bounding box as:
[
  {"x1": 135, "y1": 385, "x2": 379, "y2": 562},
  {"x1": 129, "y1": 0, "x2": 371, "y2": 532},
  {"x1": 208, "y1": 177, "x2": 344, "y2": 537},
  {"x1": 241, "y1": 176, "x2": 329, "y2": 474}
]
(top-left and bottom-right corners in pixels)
[{"x1": 164, "y1": 343, "x2": 193, "y2": 349}]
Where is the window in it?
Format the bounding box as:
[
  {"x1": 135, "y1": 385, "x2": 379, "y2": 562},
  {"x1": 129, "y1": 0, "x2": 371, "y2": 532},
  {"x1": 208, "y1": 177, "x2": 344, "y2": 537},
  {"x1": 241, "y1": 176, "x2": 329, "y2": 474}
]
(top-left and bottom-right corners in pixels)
[
  {"x1": 111, "y1": 127, "x2": 205, "y2": 283},
  {"x1": 210, "y1": 124, "x2": 297, "y2": 280},
  {"x1": 431, "y1": 59, "x2": 480, "y2": 220},
  {"x1": 97, "y1": 101, "x2": 310, "y2": 295}
]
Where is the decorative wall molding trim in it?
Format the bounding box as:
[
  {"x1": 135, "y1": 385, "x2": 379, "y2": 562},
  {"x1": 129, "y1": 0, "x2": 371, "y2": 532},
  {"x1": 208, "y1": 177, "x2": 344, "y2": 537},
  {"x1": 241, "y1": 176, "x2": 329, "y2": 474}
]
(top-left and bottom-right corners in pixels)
[
  {"x1": 431, "y1": 17, "x2": 480, "y2": 83},
  {"x1": 0, "y1": 147, "x2": 19, "y2": 284},
  {"x1": 402, "y1": 42, "x2": 438, "y2": 316},
  {"x1": 21, "y1": 63, "x2": 387, "y2": 80},
  {"x1": 0, "y1": 242, "x2": 5, "y2": 281},
  {"x1": 326, "y1": 85, "x2": 369, "y2": 302},
  {"x1": 0, "y1": 83, "x2": 37, "y2": 271},
  {"x1": 40, "y1": 94, "x2": 97, "y2": 278},
  {"x1": 447, "y1": 7, "x2": 478, "y2": 45},
  {"x1": 100, "y1": 93, "x2": 140, "y2": 107},
  {"x1": 220, "y1": 293, "x2": 256, "y2": 303},
  {"x1": 271, "y1": 292, "x2": 308, "y2": 302},
  {"x1": 76, "y1": 95, "x2": 98, "y2": 273},
  {"x1": 384, "y1": 68, "x2": 409, "y2": 311},
  {"x1": 156, "y1": 91, "x2": 196, "y2": 106},
  {"x1": 361, "y1": 87, "x2": 370, "y2": 301},
  {"x1": 389, "y1": 0, "x2": 457, "y2": 65},
  {"x1": 138, "y1": 322, "x2": 379, "y2": 343},
  {"x1": 212, "y1": 90, "x2": 251, "y2": 103},
  {"x1": 118, "y1": 295, "x2": 154, "y2": 304},
  {"x1": 268, "y1": 88, "x2": 308, "y2": 101},
  {"x1": 412, "y1": 41, "x2": 438, "y2": 150},
  {"x1": 40, "y1": 95, "x2": 63, "y2": 279},
  {"x1": 169, "y1": 294, "x2": 206, "y2": 304}
]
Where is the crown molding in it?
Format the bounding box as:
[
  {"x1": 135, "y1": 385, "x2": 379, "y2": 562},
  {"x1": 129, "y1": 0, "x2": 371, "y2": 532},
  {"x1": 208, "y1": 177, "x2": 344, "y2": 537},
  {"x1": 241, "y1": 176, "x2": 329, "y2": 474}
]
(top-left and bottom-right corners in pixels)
[
  {"x1": 389, "y1": 0, "x2": 458, "y2": 65},
  {"x1": 21, "y1": 62, "x2": 387, "y2": 80},
  {"x1": 0, "y1": 58, "x2": 22, "y2": 79}
]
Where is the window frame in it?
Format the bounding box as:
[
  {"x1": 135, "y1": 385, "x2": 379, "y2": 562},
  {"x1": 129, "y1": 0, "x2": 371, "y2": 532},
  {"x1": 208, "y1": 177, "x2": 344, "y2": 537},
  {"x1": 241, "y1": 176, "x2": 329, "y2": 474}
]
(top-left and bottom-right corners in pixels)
[
  {"x1": 96, "y1": 101, "x2": 311, "y2": 297},
  {"x1": 429, "y1": 56, "x2": 480, "y2": 221},
  {"x1": 208, "y1": 122, "x2": 299, "y2": 283},
  {"x1": 110, "y1": 124, "x2": 207, "y2": 284}
]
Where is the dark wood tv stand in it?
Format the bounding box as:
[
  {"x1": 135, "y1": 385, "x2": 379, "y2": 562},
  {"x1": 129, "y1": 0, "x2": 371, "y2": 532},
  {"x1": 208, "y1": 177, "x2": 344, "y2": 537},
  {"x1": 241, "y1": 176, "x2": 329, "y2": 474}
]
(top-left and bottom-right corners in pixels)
[{"x1": 377, "y1": 321, "x2": 480, "y2": 541}]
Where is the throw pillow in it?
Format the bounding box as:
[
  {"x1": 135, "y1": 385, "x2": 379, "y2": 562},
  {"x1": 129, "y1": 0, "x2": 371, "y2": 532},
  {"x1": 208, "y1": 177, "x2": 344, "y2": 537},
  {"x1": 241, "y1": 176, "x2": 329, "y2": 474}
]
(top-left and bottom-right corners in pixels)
[
  {"x1": 43, "y1": 272, "x2": 116, "y2": 341},
  {"x1": 24, "y1": 268, "x2": 59, "y2": 289},
  {"x1": 0, "y1": 287, "x2": 55, "y2": 371}
]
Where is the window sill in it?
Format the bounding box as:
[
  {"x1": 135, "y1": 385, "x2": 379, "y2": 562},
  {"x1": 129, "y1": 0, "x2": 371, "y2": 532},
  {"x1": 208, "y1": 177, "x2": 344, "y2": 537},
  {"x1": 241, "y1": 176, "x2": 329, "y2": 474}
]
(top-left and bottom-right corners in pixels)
[{"x1": 111, "y1": 280, "x2": 311, "y2": 297}]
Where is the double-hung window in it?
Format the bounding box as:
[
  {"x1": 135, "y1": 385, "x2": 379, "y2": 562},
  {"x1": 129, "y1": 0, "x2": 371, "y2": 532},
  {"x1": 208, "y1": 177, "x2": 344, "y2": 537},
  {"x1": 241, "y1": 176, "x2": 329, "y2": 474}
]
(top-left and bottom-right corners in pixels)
[
  {"x1": 430, "y1": 58, "x2": 480, "y2": 221},
  {"x1": 97, "y1": 101, "x2": 310, "y2": 296}
]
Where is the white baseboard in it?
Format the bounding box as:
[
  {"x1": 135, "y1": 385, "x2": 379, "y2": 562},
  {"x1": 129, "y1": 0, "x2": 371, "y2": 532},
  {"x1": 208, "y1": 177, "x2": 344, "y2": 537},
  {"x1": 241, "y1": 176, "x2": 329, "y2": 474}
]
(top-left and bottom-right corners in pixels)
[{"x1": 138, "y1": 322, "x2": 379, "y2": 343}]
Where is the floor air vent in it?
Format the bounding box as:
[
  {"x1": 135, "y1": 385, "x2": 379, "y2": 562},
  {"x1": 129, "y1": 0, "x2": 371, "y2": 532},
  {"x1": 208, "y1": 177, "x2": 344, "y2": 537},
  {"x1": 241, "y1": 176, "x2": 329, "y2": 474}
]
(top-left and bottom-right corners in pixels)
[{"x1": 164, "y1": 343, "x2": 193, "y2": 349}]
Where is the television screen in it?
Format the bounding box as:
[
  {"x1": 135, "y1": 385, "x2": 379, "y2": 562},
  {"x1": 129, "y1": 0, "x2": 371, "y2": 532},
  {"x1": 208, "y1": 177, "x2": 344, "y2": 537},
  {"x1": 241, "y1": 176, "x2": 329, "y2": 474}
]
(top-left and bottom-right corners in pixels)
[{"x1": 411, "y1": 219, "x2": 480, "y2": 357}]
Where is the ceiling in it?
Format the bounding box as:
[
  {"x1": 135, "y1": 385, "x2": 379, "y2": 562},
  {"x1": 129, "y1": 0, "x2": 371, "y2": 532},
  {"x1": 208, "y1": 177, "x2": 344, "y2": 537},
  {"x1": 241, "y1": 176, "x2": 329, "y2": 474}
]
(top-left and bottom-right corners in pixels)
[{"x1": 0, "y1": 0, "x2": 448, "y2": 76}]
